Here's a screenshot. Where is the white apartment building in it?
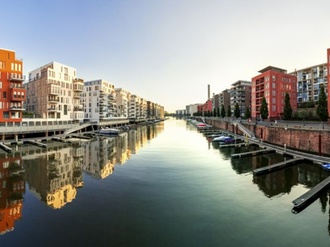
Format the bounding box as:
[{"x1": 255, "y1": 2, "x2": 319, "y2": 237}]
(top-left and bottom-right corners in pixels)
[
  {"x1": 25, "y1": 62, "x2": 84, "y2": 121},
  {"x1": 186, "y1": 104, "x2": 199, "y2": 116},
  {"x1": 83, "y1": 79, "x2": 117, "y2": 122},
  {"x1": 115, "y1": 88, "x2": 130, "y2": 118},
  {"x1": 129, "y1": 94, "x2": 142, "y2": 119}
]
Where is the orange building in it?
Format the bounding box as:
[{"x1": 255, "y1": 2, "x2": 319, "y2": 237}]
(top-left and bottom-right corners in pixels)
[
  {"x1": 0, "y1": 49, "x2": 26, "y2": 122},
  {"x1": 251, "y1": 66, "x2": 297, "y2": 120}
]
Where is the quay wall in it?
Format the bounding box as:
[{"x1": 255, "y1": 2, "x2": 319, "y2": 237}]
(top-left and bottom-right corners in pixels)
[{"x1": 208, "y1": 119, "x2": 330, "y2": 155}]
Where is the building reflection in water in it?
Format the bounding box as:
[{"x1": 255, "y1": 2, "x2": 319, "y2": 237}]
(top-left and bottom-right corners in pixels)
[
  {"x1": 0, "y1": 157, "x2": 25, "y2": 235},
  {"x1": 0, "y1": 122, "x2": 164, "y2": 229}
]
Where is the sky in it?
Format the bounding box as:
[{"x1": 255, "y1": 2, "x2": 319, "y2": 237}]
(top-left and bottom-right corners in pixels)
[{"x1": 2, "y1": 0, "x2": 330, "y2": 113}]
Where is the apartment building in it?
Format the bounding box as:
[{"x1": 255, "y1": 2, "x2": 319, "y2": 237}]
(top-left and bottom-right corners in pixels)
[
  {"x1": 186, "y1": 103, "x2": 199, "y2": 116},
  {"x1": 0, "y1": 49, "x2": 26, "y2": 122},
  {"x1": 115, "y1": 88, "x2": 130, "y2": 118},
  {"x1": 155, "y1": 104, "x2": 165, "y2": 119},
  {"x1": 289, "y1": 63, "x2": 327, "y2": 104},
  {"x1": 129, "y1": 94, "x2": 142, "y2": 119},
  {"x1": 212, "y1": 93, "x2": 220, "y2": 114},
  {"x1": 252, "y1": 66, "x2": 297, "y2": 120},
  {"x1": 25, "y1": 62, "x2": 83, "y2": 121},
  {"x1": 230, "y1": 80, "x2": 251, "y2": 117},
  {"x1": 219, "y1": 89, "x2": 231, "y2": 113},
  {"x1": 82, "y1": 79, "x2": 117, "y2": 122}
]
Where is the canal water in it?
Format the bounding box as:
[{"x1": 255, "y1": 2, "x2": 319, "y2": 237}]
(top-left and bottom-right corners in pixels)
[{"x1": 1, "y1": 118, "x2": 330, "y2": 246}]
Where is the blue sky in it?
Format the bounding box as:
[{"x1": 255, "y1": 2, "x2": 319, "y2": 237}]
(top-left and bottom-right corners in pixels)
[{"x1": 2, "y1": 0, "x2": 330, "y2": 112}]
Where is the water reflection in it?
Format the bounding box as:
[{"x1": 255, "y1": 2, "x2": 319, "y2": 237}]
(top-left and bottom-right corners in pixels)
[
  {"x1": 216, "y1": 143, "x2": 330, "y2": 219},
  {"x1": 0, "y1": 123, "x2": 163, "y2": 235},
  {"x1": 0, "y1": 157, "x2": 24, "y2": 235}
]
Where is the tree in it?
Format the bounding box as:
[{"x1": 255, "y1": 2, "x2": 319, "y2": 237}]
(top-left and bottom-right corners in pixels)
[
  {"x1": 260, "y1": 97, "x2": 268, "y2": 120},
  {"x1": 217, "y1": 107, "x2": 220, "y2": 117},
  {"x1": 317, "y1": 85, "x2": 328, "y2": 121},
  {"x1": 227, "y1": 105, "x2": 232, "y2": 117},
  {"x1": 213, "y1": 108, "x2": 216, "y2": 117},
  {"x1": 234, "y1": 103, "x2": 240, "y2": 118},
  {"x1": 283, "y1": 92, "x2": 292, "y2": 120},
  {"x1": 221, "y1": 104, "x2": 226, "y2": 118},
  {"x1": 245, "y1": 106, "x2": 251, "y2": 119}
]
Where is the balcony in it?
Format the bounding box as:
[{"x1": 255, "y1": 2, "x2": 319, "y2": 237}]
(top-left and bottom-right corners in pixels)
[
  {"x1": 48, "y1": 107, "x2": 60, "y2": 112},
  {"x1": 10, "y1": 87, "x2": 26, "y2": 102},
  {"x1": 48, "y1": 96, "x2": 60, "y2": 103},
  {"x1": 48, "y1": 85, "x2": 61, "y2": 95},
  {"x1": 73, "y1": 92, "x2": 81, "y2": 98},
  {"x1": 73, "y1": 106, "x2": 84, "y2": 112},
  {"x1": 73, "y1": 81, "x2": 84, "y2": 92},
  {"x1": 10, "y1": 105, "x2": 25, "y2": 111},
  {"x1": 10, "y1": 74, "x2": 25, "y2": 82}
]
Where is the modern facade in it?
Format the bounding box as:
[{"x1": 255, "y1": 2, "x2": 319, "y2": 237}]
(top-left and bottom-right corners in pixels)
[
  {"x1": 0, "y1": 49, "x2": 26, "y2": 122},
  {"x1": 251, "y1": 66, "x2": 297, "y2": 120},
  {"x1": 219, "y1": 89, "x2": 231, "y2": 114},
  {"x1": 230, "y1": 80, "x2": 251, "y2": 117},
  {"x1": 25, "y1": 62, "x2": 83, "y2": 121},
  {"x1": 212, "y1": 93, "x2": 220, "y2": 114},
  {"x1": 82, "y1": 79, "x2": 117, "y2": 122},
  {"x1": 115, "y1": 88, "x2": 130, "y2": 118},
  {"x1": 289, "y1": 63, "x2": 327, "y2": 104},
  {"x1": 186, "y1": 103, "x2": 199, "y2": 116}
]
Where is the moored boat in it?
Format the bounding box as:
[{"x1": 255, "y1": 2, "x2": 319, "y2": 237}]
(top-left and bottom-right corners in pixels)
[
  {"x1": 321, "y1": 163, "x2": 330, "y2": 171},
  {"x1": 99, "y1": 127, "x2": 121, "y2": 136}
]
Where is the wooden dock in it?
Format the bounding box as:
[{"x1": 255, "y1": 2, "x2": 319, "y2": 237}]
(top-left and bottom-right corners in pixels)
[
  {"x1": 231, "y1": 149, "x2": 275, "y2": 158},
  {"x1": 219, "y1": 143, "x2": 249, "y2": 148},
  {"x1": 253, "y1": 157, "x2": 306, "y2": 175},
  {"x1": 292, "y1": 176, "x2": 330, "y2": 210}
]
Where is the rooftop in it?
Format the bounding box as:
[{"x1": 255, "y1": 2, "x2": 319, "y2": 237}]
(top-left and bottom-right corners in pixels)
[{"x1": 258, "y1": 66, "x2": 287, "y2": 74}]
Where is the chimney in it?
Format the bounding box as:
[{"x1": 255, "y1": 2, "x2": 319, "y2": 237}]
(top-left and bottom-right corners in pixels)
[{"x1": 208, "y1": 84, "x2": 210, "y2": 99}]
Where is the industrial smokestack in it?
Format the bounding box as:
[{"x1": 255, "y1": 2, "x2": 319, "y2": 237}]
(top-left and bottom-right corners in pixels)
[{"x1": 208, "y1": 84, "x2": 210, "y2": 99}]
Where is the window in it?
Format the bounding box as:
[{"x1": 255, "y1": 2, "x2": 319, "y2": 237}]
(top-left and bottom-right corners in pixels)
[{"x1": 3, "y1": 92, "x2": 6, "y2": 99}]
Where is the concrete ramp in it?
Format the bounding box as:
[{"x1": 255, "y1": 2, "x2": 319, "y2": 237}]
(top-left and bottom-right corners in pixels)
[
  {"x1": 233, "y1": 122, "x2": 255, "y2": 138},
  {"x1": 63, "y1": 122, "x2": 92, "y2": 136}
]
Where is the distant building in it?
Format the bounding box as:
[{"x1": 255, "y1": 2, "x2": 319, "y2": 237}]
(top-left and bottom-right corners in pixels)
[
  {"x1": 186, "y1": 103, "x2": 199, "y2": 116},
  {"x1": 219, "y1": 89, "x2": 231, "y2": 113},
  {"x1": 115, "y1": 88, "x2": 130, "y2": 118},
  {"x1": 230, "y1": 80, "x2": 251, "y2": 117},
  {"x1": 25, "y1": 62, "x2": 83, "y2": 121},
  {"x1": 251, "y1": 66, "x2": 297, "y2": 120},
  {"x1": 212, "y1": 93, "x2": 220, "y2": 114},
  {"x1": 0, "y1": 48, "x2": 26, "y2": 122},
  {"x1": 83, "y1": 79, "x2": 117, "y2": 122}
]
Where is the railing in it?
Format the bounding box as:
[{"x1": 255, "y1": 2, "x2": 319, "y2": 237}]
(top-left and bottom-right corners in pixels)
[{"x1": 0, "y1": 119, "x2": 78, "y2": 134}]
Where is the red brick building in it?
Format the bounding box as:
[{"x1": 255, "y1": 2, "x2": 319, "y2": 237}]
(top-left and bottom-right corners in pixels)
[
  {"x1": 197, "y1": 99, "x2": 212, "y2": 115},
  {"x1": 251, "y1": 66, "x2": 297, "y2": 120},
  {"x1": 0, "y1": 49, "x2": 26, "y2": 122}
]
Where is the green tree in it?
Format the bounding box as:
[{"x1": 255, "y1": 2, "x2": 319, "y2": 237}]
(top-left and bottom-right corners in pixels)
[
  {"x1": 221, "y1": 104, "x2": 226, "y2": 118},
  {"x1": 283, "y1": 92, "x2": 292, "y2": 120},
  {"x1": 245, "y1": 106, "x2": 251, "y2": 119},
  {"x1": 217, "y1": 107, "x2": 220, "y2": 117},
  {"x1": 317, "y1": 85, "x2": 328, "y2": 121},
  {"x1": 260, "y1": 97, "x2": 268, "y2": 120},
  {"x1": 234, "y1": 103, "x2": 240, "y2": 118},
  {"x1": 227, "y1": 105, "x2": 232, "y2": 117},
  {"x1": 213, "y1": 108, "x2": 216, "y2": 117}
]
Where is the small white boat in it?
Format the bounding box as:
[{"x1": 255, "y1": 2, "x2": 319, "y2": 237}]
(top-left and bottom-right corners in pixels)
[
  {"x1": 213, "y1": 135, "x2": 233, "y2": 142},
  {"x1": 99, "y1": 127, "x2": 121, "y2": 136}
]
